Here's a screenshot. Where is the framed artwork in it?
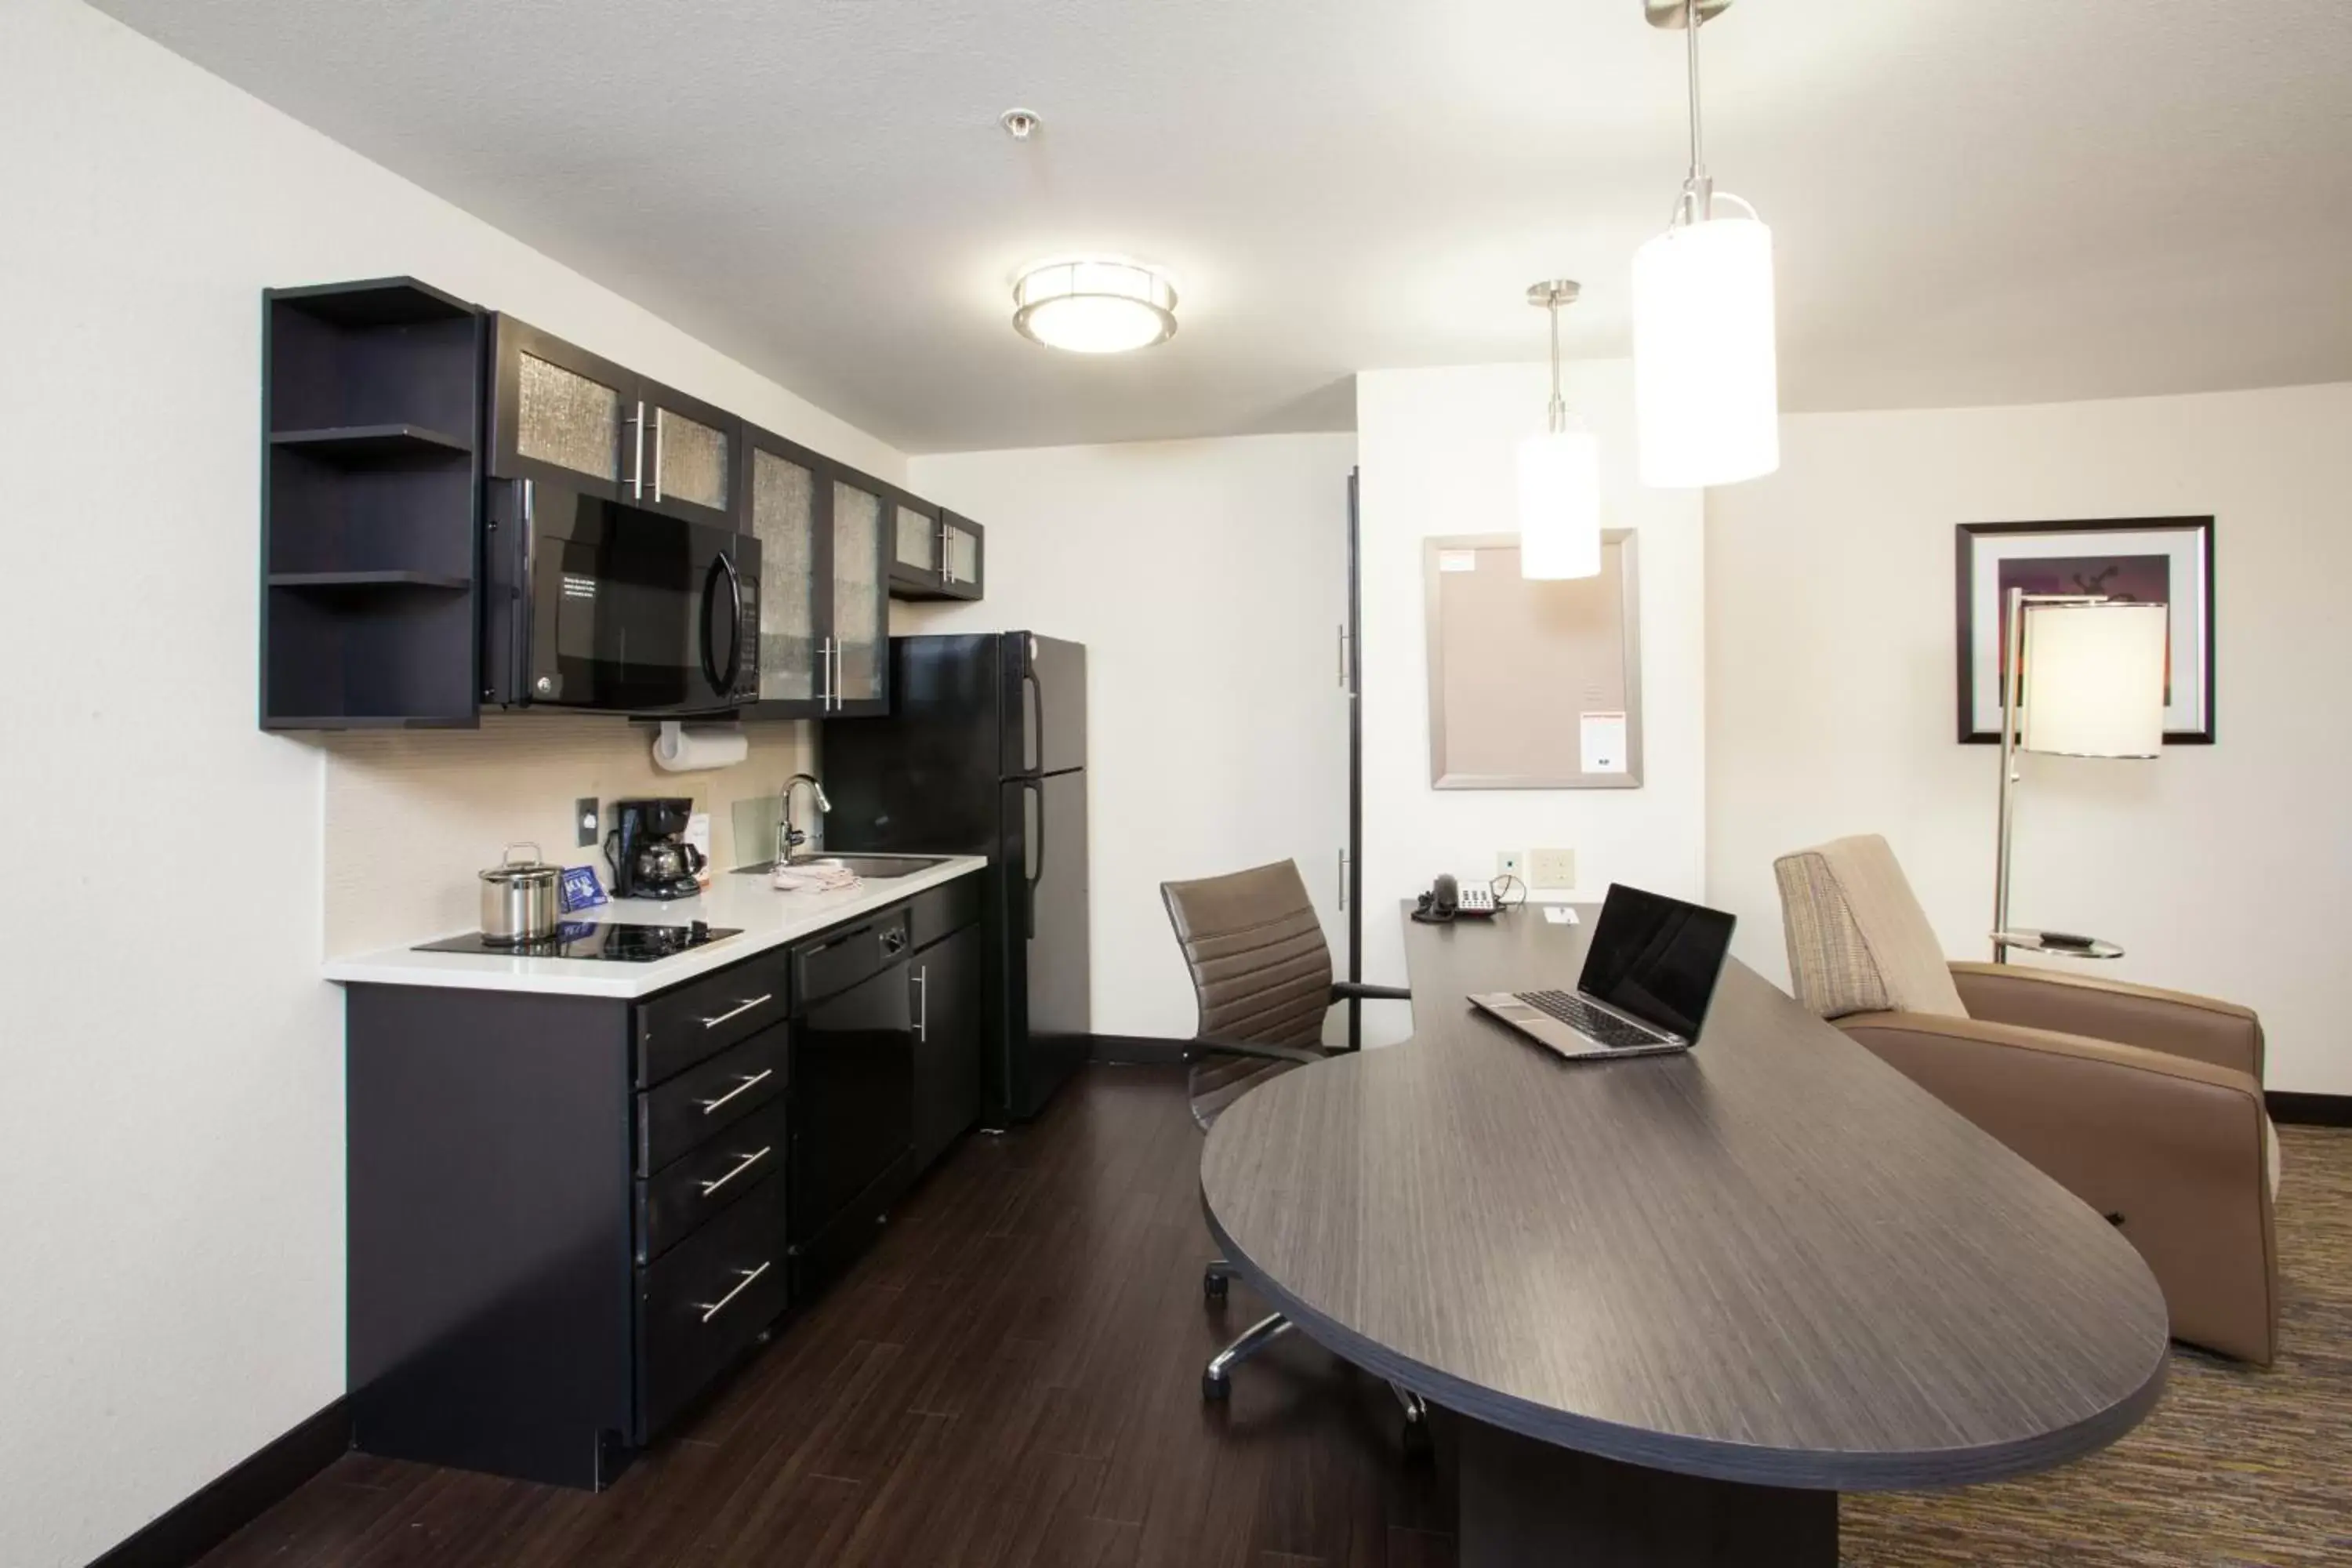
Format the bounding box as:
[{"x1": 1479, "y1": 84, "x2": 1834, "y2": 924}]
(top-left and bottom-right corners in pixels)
[{"x1": 1954, "y1": 517, "x2": 2215, "y2": 745}]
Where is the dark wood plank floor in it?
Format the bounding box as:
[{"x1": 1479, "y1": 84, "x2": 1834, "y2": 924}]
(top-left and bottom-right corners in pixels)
[{"x1": 204, "y1": 1065, "x2": 1457, "y2": 1568}]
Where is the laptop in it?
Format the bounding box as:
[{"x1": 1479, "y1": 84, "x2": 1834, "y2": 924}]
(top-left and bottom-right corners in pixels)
[{"x1": 1468, "y1": 884, "x2": 1737, "y2": 1061}]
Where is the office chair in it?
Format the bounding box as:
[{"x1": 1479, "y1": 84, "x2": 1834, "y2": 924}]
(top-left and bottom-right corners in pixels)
[
  {"x1": 1775, "y1": 833, "x2": 2279, "y2": 1364},
  {"x1": 1160, "y1": 859, "x2": 1430, "y2": 1444}
]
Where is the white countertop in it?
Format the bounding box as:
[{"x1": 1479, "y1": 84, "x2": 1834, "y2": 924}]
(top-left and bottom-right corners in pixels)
[{"x1": 321, "y1": 856, "x2": 989, "y2": 1000}]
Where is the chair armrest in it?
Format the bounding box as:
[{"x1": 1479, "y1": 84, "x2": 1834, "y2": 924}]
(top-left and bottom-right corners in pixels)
[
  {"x1": 1948, "y1": 961, "x2": 2264, "y2": 1080},
  {"x1": 1842, "y1": 1009, "x2": 2278, "y2": 1364},
  {"x1": 1331, "y1": 982, "x2": 1410, "y2": 1004},
  {"x1": 1185, "y1": 1036, "x2": 1327, "y2": 1068}
]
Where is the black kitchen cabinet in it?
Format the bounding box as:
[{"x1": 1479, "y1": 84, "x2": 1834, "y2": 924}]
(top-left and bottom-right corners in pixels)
[
  {"x1": 260, "y1": 278, "x2": 485, "y2": 729},
  {"x1": 737, "y1": 423, "x2": 891, "y2": 718},
  {"x1": 346, "y1": 877, "x2": 989, "y2": 1489},
  {"x1": 889, "y1": 490, "x2": 985, "y2": 601},
  {"x1": 488, "y1": 313, "x2": 739, "y2": 531},
  {"x1": 911, "y1": 920, "x2": 985, "y2": 1172}
]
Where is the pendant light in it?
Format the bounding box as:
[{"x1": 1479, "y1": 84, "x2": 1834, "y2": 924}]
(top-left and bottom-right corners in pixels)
[
  {"x1": 1517, "y1": 280, "x2": 1603, "y2": 581},
  {"x1": 1632, "y1": 0, "x2": 1780, "y2": 488}
]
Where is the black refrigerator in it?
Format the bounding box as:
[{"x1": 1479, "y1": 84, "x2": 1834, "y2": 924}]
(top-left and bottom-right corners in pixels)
[{"x1": 821, "y1": 633, "x2": 1091, "y2": 1123}]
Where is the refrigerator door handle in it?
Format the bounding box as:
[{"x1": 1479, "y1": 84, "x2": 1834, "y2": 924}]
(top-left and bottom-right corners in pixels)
[
  {"x1": 1022, "y1": 659, "x2": 1044, "y2": 774},
  {"x1": 1022, "y1": 779, "x2": 1043, "y2": 939}
]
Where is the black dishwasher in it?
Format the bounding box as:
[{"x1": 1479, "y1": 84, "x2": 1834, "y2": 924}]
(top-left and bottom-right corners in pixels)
[{"x1": 788, "y1": 908, "x2": 915, "y2": 1293}]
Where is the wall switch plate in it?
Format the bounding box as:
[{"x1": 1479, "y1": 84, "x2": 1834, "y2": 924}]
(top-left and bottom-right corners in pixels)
[
  {"x1": 575, "y1": 797, "x2": 601, "y2": 849},
  {"x1": 1496, "y1": 851, "x2": 1524, "y2": 881},
  {"x1": 1530, "y1": 848, "x2": 1577, "y2": 890}
]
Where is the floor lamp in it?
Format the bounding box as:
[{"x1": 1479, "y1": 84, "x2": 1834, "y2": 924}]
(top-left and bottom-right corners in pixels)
[{"x1": 1991, "y1": 589, "x2": 2169, "y2": 962}]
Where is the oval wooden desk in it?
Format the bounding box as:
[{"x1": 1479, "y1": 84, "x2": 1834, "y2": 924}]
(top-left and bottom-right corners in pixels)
[{"x1": 1200, "y1": 905, "x2": 2169, "y2": 1567}]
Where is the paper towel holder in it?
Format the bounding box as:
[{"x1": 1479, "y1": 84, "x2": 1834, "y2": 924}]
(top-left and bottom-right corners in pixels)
[{"x1": 652, "y1": 720, "x2": 749, "y2": 775}]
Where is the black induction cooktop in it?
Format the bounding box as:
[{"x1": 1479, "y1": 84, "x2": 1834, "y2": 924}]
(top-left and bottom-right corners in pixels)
[{"x1": 416, "y1": 921, "x2": 742, "y2": 963}]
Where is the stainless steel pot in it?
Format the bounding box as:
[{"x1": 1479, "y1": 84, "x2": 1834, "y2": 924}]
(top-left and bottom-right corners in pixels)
[{"x1": 480, "y1": 843, "x2": 563, "y2": 945}]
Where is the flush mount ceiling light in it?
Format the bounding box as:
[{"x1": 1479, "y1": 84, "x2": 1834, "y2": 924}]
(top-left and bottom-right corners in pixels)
[
  {"x1": 1517, "y1": 280, "x2": 1604, "y2": 581},
  {"x1": 1011, "y1": 257, "x2": 1178, "y2": 354},
  {"x1": 1632, "y1": 0, "x2": 1780, "y2": 489}
]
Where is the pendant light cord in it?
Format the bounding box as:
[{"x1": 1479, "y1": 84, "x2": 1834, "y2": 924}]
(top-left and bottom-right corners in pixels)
[
  {"x1": 1675, "y1": 0, "x2": 1715, "y2": 227},
  {"x1": 1546, "y1": 298, "x2": 1566, "y2": 434}
]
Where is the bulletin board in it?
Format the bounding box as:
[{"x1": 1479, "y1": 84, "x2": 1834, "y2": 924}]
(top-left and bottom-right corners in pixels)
[{"x1": 1424, "y1": 532, "x2": 1644, "y2": 789}]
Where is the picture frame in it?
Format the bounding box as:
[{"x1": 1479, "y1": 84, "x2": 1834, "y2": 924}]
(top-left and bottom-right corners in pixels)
[{"x1": 1954, "y1": 517, "x2": 2215, "y2": 745}]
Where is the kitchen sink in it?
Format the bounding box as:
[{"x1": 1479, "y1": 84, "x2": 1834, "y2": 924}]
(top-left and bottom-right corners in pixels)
[{"x1": 731, "y1": 853, "x2": 955, "y2": 879}]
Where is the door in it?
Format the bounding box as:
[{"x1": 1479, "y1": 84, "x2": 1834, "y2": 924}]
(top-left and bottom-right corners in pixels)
[
  {"x1": 998, "y1": 768, "x2": 1091, "y2": 1120},
  {"x1": 488, "y1": 315, "x2": 632, "y2": 501},
  {"x1": 941, "y1": 514, "x2": 984, "y2": 597},
  {"x1": 1002, "y1": 633, "x2": 1088, "y2": 779},
  {"x1": 789, "y1": 960, "x2": 913, "y2": 1278},
  {"x1": 639, "y1": 377, "x2": 738, "y2": 529},
  {"x1": 891, "y1": 495, "x2": 940, "y2": 587},
  {"x1": 910, "y1": 923, "x2": 983, "y2": 1172},
  {"x1": 744, "y1": 432, "x2": 825, "y2": 713},
  {"x1": 829, "y1": 474, "x2": 889, "y2": 715}
]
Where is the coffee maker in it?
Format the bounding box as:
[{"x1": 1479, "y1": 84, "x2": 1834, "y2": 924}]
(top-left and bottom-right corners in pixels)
[{"x1": 607, "y1": 797, "x2": 706, "y2": 900}]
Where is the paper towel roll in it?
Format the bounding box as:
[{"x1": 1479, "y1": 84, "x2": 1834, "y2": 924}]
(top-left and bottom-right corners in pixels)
[{"x1": 652, "y1": 721, "x2": 749, "y2": 774}]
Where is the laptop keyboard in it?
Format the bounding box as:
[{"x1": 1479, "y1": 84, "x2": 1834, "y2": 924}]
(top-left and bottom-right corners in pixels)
[{"x1": 1516, "y1": 990, "x2": 1666, "y2": 1050}]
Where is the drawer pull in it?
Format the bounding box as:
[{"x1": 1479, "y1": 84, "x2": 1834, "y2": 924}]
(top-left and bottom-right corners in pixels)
[
  {"x1": 698, "y1": 1069, "x2": 775, "y2": 1114},
  {"x1": 699, "y1": 993, "x2": 774, "y2": 1030},
  {"x1": 695, "y1": 1261, "x2": 772, "y2": 1323},
  {"x1": 700, "y1": 1145, "x2": 772, "y2": 1196}
]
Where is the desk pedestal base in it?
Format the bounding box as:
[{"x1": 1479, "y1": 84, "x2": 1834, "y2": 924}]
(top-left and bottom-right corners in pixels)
[{"x1": 1459, "y1": 1423, "x2": 1837, "y2": 1567}]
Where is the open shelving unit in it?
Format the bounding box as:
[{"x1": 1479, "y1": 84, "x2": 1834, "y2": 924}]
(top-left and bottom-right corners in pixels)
[{"x1": 260, "y1": 278, "x2": 485, "y2": 730}]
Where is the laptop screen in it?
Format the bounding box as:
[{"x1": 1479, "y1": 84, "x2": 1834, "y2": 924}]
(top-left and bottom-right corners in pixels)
[{"x1": 1576, "y1": 884, "x2": 1738, "y2": 1040}]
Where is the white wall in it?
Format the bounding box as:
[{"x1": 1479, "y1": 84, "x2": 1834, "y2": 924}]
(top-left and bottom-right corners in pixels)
[
  {"x1": 0, "y1": 5, "x2": 901, "y2": 1563},
  {"x1": 1707, "y1": 383, "x2": 2352, "y2": 1096},
  {"x1": 1356, "y1": 364, "x2": 1708, "y2": 1043},
  {"x1": 898, "y1": 435, "x2": 1357, "y2": 1041}
]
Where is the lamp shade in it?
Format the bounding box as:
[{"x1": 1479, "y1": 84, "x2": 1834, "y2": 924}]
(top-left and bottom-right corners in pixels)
[
  {"x1": 1516, "y1": 427, "x2": 1602, "y2": 579},
  {"x1": 1631, "y1": 216, "x2": 1780, "y2": 488},
  {"x1": 2020, "y1": 601, "x2": 2169, "y2": 757},
  {"x1": 1012, "y1": 258, "x2": 1177, "y2": 354}
]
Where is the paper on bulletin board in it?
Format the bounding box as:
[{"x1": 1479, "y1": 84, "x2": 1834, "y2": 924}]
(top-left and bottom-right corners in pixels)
[{"x1": 1579, "y1": 712, "x2": 1628, "y2": 774}]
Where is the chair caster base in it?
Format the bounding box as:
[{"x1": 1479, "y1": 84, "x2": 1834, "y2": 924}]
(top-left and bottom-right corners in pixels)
[
  {"x1": 1203, "y1": 1369, "x2": 1231, "y2": 1401},
  {"x1": 1203, "y1": 1268, "x2": 1229, "y2": 1303},
  {"x1": 1400, "y1": 1413, "x2": 1434, "y2": 1459}
]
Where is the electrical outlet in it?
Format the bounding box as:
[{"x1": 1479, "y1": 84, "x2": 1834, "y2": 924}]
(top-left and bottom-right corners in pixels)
[
  {"x1": 1529, "y1": 848, "x2": 1577, "y2": 890},
  {"x1": 1496, "y1": 850, "x2": 1524, "y2": 882},
  {"x1": 575, "y1": 797, "x2": 601, "y2": 849}
]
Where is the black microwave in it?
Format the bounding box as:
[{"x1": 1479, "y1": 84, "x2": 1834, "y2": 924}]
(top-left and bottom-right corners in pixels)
[{"x1": 485, "y1": 478, "x2": 760, "y2": 714}]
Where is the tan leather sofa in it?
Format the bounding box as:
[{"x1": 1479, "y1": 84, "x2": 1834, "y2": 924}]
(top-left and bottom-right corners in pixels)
[{"x1": 1775, "y1": 834, "x2": 2279, "y2": 1366}]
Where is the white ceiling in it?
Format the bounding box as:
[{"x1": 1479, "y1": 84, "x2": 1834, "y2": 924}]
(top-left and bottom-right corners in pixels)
[{"x1": 96, "y1": 0, "x2": 2352, "y2": 453}]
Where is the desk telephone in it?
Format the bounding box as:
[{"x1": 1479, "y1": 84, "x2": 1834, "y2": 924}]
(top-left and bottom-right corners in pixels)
[{"x1": 1413, "y1": 873, "x2": 1501, "y2": 923}]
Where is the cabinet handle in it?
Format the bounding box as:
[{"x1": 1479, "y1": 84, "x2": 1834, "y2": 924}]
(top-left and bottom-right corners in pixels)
[
  {"x1": 699, "y1": 993, "x2": 773, "y2": 1029},
  {"x1": 913, "y1": 965, "x2": 928, "y2": 1042},
  {"x1": 627, "y1": 401, "x2": 646, "y2": 501},
  {"x1": 652, "y1": 408, "x2": 666, "y2": 503},
  {"x1": 938, "y1": 520, "x2": 953, "y2": 585},
  {"x1": 699, "y1": 1145, "x2": 771, "y2": 1196},
  {"x1": 695, "y1": 1261, "x2": 771, "y2": 1323},
  {"x1": 698, "y1": 1069, "x2": 775, "y2": 1114}
]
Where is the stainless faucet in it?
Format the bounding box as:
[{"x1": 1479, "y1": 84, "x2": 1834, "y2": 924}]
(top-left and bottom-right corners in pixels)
[{"x1": 779, "y1": 772, "x2": 831, "y2": 863}]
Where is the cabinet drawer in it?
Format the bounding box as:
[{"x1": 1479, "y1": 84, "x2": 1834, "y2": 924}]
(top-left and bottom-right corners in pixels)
[
  {"x1": 906, "y1": 874, "x2": 982, "y2": 952},
  {"x1": 792, "y1": 910, "x2": 909, "y2": 1011},
  {"x1": 637, "y1": 1170, "x2": 789, "y2": 1442},
  {"x1": 635, "y1": 949, "x2": 792, "y2": 1087},
  {"x1": 637, "y1": 1024, "x2": 788, "y2": 1176},
  {"x1": 636, "y1": 1097, "x2": 789, "y2": 1265}
]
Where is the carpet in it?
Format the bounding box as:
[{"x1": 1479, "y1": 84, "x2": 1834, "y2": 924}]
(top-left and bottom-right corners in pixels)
[{"x1": 1844, "y1": 1124, "x2": 2352, "y2": 1566}]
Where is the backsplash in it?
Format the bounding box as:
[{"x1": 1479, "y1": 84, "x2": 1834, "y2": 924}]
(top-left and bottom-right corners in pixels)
[{"x1": 322, "y1": 715, "x2": 815, "y2": 955}]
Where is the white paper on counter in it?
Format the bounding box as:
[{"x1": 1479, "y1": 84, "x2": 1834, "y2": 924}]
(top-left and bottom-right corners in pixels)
[
  {"x1": 1579, "y1": 711, "x2": 1628, "y2": 774},
  {"x1": 686, "y1": 811, "x2": 714, "y2": 887}
]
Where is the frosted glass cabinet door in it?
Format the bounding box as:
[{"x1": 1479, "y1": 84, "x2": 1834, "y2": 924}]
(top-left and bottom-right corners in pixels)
[
  {"x1": 654, "y1": 407, "x2": 731, "y2": 515},
  {"x1": 944, "y1": 518, "x2": 982, "y2": 589},
  {"x1": 751, "y1": 448, "x2": 819, "y2": 704},
  {"x1": 895, "y1": 504, "x2": 938, "y2": 573},
  {"x1": 515, "y1": 352, "x2": 624, "y2": 483},
  {"x1": 832, "y1": 480, "x2": 885, "y2": 705}
]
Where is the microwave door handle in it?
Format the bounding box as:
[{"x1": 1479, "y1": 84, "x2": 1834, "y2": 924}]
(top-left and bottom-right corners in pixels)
[
  {"x1": 717, "y1": 549, "x2": 745, "y2": 694},
  {"x1": 699, "y1": 555, "x2": 726, "y2": 699}
]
